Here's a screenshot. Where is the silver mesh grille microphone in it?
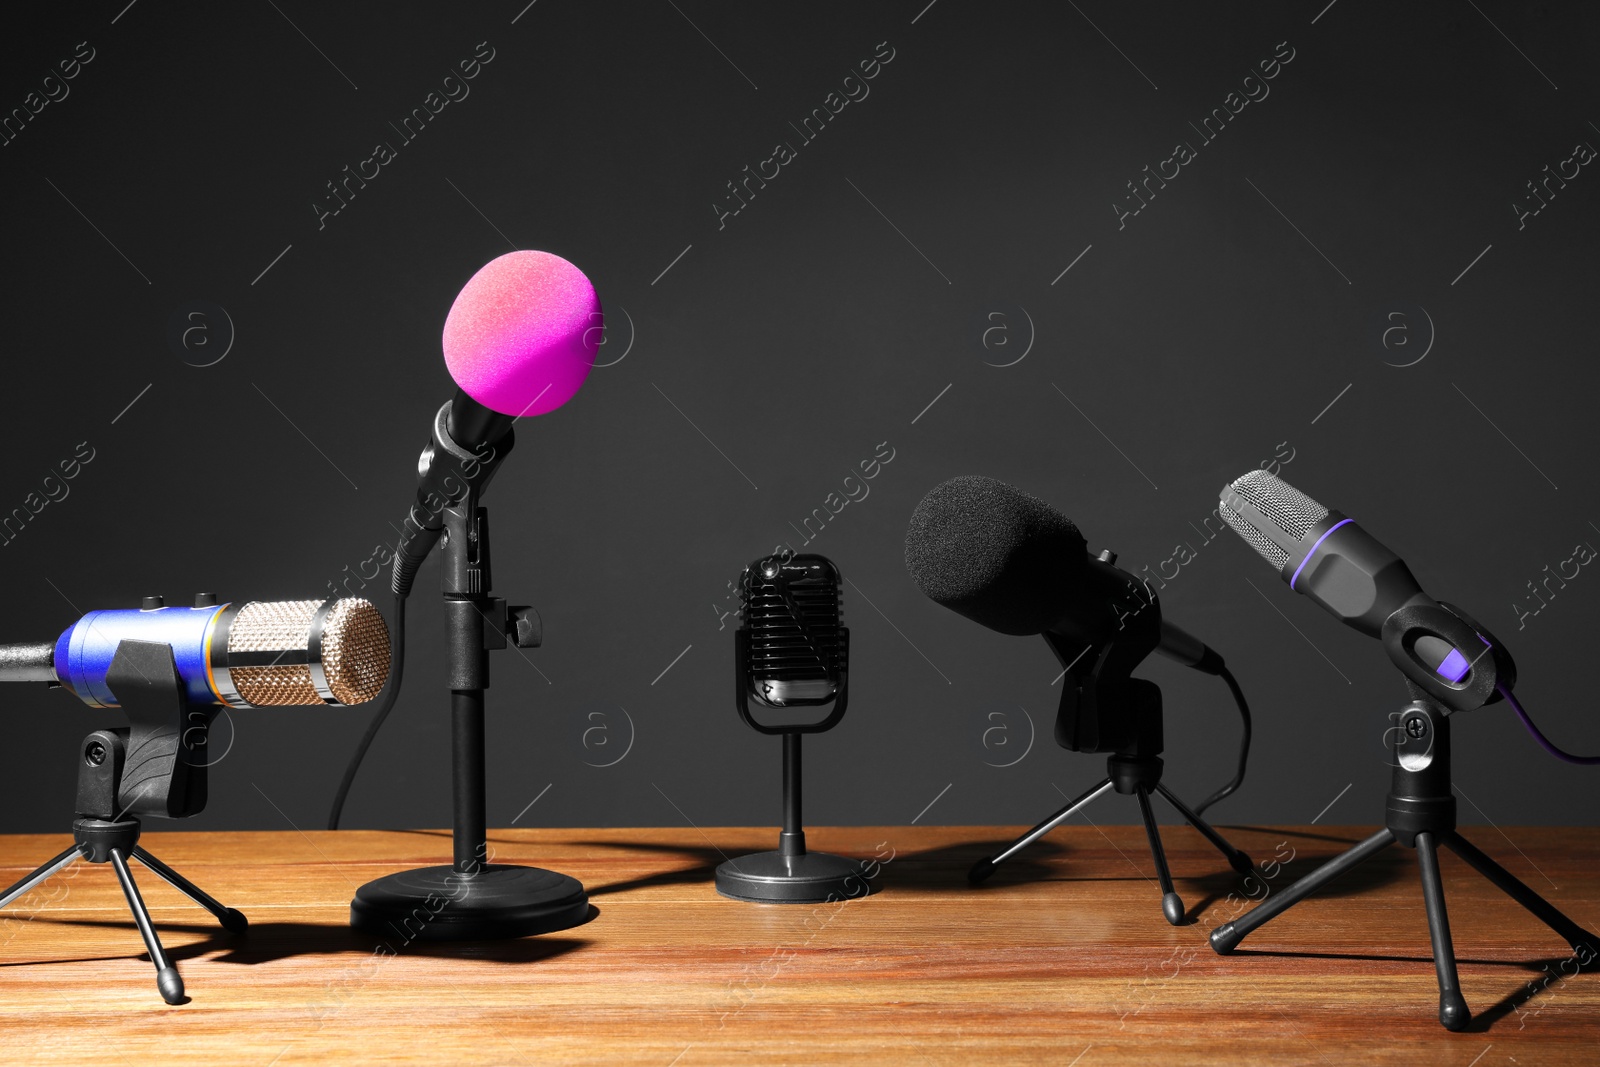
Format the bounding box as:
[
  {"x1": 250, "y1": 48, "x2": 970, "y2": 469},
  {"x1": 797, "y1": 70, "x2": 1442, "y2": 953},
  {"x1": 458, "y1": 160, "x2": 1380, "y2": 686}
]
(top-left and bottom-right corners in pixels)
[
  {"x1": 1219, "y1": 469, "x2": 1330, "y2": 569},
  {"x1": 212, "y1": 598, "x2": 391, "y2": 707}
]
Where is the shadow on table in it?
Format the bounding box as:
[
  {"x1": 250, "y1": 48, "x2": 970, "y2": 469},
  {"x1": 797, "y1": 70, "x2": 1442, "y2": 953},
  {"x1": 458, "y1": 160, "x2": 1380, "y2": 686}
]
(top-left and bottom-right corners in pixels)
[
  {"x1": 875, "y1": 836, "x2": 1066, "y2": 894},
  {"x1": 5, "y1": 915, "x2": 594, "y2": 968},
  {"x1": 1466, "y1": 953, "x2": 1594, "y2": 1033},
  {"x1": 876, "y1": 835, "x2": 1243, "y2": 923},
  {"x1": 567, "y1": 840, "x2": 725, "y2": 898},
  {"x1": 879, "y1": 826, "x2": 1409, "y2": 899},
  {"x1": 396, "y1": 828, "x2": 561, "y2": 847},
  {"x1": 351, "y1": 826, "x2": 1411, "y2": 922},
  {"x1": 1223, "y1": 945, "x2": 1582, "y2": 1033}
]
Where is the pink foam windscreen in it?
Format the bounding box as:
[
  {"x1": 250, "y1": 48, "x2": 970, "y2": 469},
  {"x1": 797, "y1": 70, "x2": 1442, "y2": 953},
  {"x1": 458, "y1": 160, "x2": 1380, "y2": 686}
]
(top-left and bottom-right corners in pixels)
[{"x1": 442, "y1": 250, "x2": 602, "y2": 417}]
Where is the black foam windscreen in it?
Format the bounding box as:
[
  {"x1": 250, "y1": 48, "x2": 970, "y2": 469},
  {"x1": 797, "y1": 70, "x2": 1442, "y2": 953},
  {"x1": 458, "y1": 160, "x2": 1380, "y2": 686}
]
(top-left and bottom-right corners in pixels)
[{"x1": 904, "y1": 475, "x2": 1087, "y2": 636}]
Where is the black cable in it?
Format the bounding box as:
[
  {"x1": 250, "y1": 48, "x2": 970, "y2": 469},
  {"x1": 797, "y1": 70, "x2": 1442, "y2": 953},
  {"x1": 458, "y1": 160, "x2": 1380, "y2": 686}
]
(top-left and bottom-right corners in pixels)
[
  {"x1": 1501, "y1": 684, "x2": 1600, "y2": 765},
  {"x1": 327, "y1": 595, "x2": 406, "y2": 830},
  {"x1": 1192, "y1": 663, "x2": 1252, "y2": 816}
]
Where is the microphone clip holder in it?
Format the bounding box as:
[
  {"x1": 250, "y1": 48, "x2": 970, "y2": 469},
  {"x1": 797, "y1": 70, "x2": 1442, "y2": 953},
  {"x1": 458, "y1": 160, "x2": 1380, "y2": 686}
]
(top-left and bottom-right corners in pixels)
[
  {"x1": 0, "y1": 639, "x2": 247, "y2": 1004},
  {"x1": 1380, "y1": 600, "x2": 1516, "y2": 712},
  {"x1": 1046, "y1": 588, "x2": 1164, "y2": 756},
  {"x1": 969, "y1": 623, "x2": 1256, "y2": 926},
  {"x1": 392, "y1": 399, "x2": 516, "y2": 599}
]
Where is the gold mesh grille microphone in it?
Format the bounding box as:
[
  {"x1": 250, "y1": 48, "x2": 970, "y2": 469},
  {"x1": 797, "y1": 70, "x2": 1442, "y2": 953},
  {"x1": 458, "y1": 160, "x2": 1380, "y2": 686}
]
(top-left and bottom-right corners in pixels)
[{"x1": 210, "y1": 598, "x2": 391, "y2": 708}]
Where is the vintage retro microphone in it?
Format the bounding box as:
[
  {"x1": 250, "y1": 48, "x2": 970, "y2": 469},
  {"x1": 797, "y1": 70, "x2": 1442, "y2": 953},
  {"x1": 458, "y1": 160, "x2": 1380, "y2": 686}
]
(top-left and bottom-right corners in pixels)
[
  {"x1": 716, "y1": 553, "x2": 875, "y2": 904},
  {"x1": 337, "y1": 250, "x2": 601, "y2": 941},
  {"x1": 905, "y1": 476, "x2": 1256, "y2": 924},
  {"x1": 1213, "y1": 469, "x2": 1597, "y2": 1030},
  {"x1": 0, "y1": 592, "x2": 389, "y2": 1003}
]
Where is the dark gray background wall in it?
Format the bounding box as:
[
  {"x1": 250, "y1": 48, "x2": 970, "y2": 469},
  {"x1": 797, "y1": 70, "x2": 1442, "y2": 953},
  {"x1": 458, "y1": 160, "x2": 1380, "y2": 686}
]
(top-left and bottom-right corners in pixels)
[{"x1": 1, "y1": 1, "x2": 1596, "y2": 836}]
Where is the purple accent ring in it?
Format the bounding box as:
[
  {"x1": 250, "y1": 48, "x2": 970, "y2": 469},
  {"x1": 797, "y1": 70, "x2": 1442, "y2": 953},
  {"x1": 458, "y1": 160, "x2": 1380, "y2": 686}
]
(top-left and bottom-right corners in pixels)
[{"x1": 1289, "y1": 518, "x2": 1354, "y2": 590}]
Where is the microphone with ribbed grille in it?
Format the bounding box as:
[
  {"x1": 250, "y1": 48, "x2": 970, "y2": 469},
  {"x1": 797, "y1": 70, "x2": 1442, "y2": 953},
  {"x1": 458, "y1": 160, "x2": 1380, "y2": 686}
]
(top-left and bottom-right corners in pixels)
[
  {"x1": 741, "y1": 554, "x2": 847, "y2": 710},
  {"x1": 718, "y1": 552, "x2": 870, "y2": 904}
]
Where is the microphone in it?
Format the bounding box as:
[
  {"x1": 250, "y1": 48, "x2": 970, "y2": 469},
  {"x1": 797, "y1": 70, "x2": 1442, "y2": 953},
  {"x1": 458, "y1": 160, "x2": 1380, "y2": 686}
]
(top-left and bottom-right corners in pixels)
[
  {"x1": 1217, "y1": 469, "x2": 1513, "y2": 709},
  {"x1": 328, "y1": 249, "x2": 600, "y2": 843},
  {"x1": 0, "y1": 596, "x2": 391, "y2": 709},
  {"x1": 907, "y1": 477, "x2": 1257, "y2": 907},
  {"x1": 719, "y1": 552, "x2": 870, "y2": 904},
  {"x1": 390, "y1": 250, "x2": 602, "y2": 597},
  {"x1": 741, "y1": 554, "x2": 847, "y2": 710},
  {"x1": 1218, "y1": 469, "x2": 1432, "y2": 638},
  {"x1": 1207, "y1": 474, "x2": 1599, "y2": 1023},
  {"x1": 904, "y1": 475, "x2": 1221, "y2": 674}
]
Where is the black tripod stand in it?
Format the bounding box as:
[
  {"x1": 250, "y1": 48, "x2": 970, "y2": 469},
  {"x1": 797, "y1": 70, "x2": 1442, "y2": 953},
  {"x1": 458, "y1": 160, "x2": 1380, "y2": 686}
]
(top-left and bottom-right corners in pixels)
[
  {"x1": 1210, "y1": 692, "x2": 1598, "y2": 1030},
  {"x1": 966, "y1": 552, "x2": 1256, "y2": 925},
  {"x1": 0, "y1": 640, "x2": 246, "y2": 1003},
  {"x1": 969, "y1": 658, "x2": 1253, "y2": 925}
]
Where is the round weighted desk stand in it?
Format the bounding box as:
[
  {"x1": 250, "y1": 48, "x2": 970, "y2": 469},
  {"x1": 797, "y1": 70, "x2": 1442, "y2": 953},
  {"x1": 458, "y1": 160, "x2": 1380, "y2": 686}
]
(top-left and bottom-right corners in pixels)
[
  {"x1": 350, "y1": 497, "x2": 589, "y2": 940},
  {"x1": 0, "y1": 640, "x2": 247, "y2": 1004},
  {"x1": 968, "y1": 628, "x2": 1254, "y2": 925},
  {"x1": 1210, "y1": 686, "x2": 1599, "y2": 1030},
  {"x1": 715, "y1": 627, "x2": 873, "y2": 904}
]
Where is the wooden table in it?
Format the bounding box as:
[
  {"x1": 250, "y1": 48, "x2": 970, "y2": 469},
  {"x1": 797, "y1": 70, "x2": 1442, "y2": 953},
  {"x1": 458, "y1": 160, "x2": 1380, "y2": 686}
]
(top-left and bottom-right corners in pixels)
[{"x1": 0, "y1": 824, "x2": 1595, "y2": 1064}]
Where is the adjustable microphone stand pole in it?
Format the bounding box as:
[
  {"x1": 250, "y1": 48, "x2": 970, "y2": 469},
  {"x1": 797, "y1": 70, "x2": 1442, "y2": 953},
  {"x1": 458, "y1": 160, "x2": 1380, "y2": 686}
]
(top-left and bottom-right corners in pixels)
[
  {"x1": 1210, "y1": 688, "x2": 1598, "y2": 1030},
  {"x1": 780, "y1": 731, "x2": 804, "y2": 859},
  {"x1": 442, "y1": 496, "x2": 494, "y2": 879},
  {"x1": 350, "y1": 491, "x2": 589, "y2": 939}
]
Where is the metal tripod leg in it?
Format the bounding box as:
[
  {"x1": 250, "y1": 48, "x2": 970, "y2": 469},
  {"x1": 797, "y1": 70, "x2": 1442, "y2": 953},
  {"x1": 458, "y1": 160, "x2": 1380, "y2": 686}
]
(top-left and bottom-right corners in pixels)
[
  {"x1": 1415, "y1": 832, "x2": 1470, "y2": 1031},
  {"x1": 1136, "y1": 787, "x2": 1184, "y2": 925},
  {"x1": 1154, "y1": 783, "x2": 1255, "y2": 875},
  {"x1": 1443, "y1": 831, "x2": 1599, "y2": 960},
  {"x1": 969, "y1": 779, "x2": 1116, "y2": 884},
  {"x1": 1211, "y1": 827, "x2": 1397, "y2": 954},
  {"x1": 107, "y1": 849, "x2": 185, "y2": 1005},
  {"x1": 132, "y1": 847, "x2": 248, "y2": 934},
  {"x1": 0, "y1": 845, "x2": 83, "y2": 910}
]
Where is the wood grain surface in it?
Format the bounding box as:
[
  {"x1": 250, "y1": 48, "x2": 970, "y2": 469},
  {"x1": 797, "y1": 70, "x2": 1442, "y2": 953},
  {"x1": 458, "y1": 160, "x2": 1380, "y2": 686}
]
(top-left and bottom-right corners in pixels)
[{"x1": 0, "y1": 824, "x2": 1595, "y2": 1065}]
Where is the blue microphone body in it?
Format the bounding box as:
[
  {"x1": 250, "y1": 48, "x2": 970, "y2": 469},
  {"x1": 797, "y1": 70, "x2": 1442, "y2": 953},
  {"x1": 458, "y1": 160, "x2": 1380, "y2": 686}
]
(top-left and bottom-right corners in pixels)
[{"x1": 55, "y1": 604, "x2": 227, "y2": 708}]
